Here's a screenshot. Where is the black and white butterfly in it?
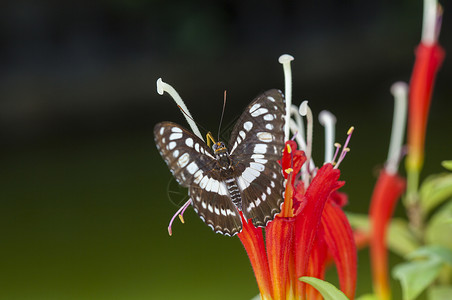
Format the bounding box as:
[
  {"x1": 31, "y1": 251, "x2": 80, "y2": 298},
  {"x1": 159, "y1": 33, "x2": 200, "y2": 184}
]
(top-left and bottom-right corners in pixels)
[{"x1": 154, "y1": 89, "x2": 286, "y2": 236}]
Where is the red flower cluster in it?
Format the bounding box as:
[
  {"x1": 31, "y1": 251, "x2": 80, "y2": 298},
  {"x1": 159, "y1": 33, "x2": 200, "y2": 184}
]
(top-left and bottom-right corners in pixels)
[{"x1": 238, "y1": 140, "x2": 357, "y2": 300}]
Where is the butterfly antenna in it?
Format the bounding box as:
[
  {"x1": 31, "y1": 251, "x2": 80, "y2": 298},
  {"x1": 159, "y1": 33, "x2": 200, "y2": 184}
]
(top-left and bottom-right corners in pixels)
[
  {"x1": 176, "y1": 105, "x2": 209, "y2": 133},
  {"x1": 217, "y1": 90, "x2": 227, "y2": 141}
]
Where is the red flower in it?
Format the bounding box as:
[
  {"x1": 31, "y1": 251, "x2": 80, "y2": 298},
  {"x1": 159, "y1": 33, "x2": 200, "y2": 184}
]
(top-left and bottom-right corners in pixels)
[
  {"x1": 369, "y1": 171, "x2": 406, "y2": 300},
  {"x1": 406, "y1": 34, "x2": 445, "y2": 175},
  {"x1": 405, "y1": 0, "x2": 445, "y2": 200},
  {"x1": 239, "y1": 140, "x2": 357, "y2": 299}
]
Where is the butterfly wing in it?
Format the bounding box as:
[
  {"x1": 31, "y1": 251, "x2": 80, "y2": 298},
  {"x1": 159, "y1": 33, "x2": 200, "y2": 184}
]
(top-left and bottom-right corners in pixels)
[
  {"x1": 154, "y1": 121, "x2": 217, "y2": 187},
  {"x1": 154, "y1": 121, "x2": 242, "y2": 235},
  {"x1": 228, "y1": 89, "x2": 286, "y2": 227},
  {"x1": 190, "y1": 183, "x2": 242, "y2": 236}
]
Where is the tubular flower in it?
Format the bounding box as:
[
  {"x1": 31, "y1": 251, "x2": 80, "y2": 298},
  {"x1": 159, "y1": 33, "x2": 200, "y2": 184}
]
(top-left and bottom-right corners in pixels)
[
  {"x1": 369, "y1": 80, "x2": 408, "y2": 300},
  {"x1": 406, "y1": 0, "x2": 444, "y2": 200},
  {"x1": 239, "y1": 138, "x2": 357, "y2": 300},
  {"x1": 369, "y1": 171, "x2": 406, "y2": 300}
]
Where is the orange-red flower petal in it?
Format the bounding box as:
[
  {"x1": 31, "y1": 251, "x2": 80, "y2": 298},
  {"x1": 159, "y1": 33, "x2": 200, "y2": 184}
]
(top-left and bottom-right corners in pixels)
[
  {"x1": 266, "y1": 217, "x2": 295, "y2": 300},
  {"x1": 406, "y1": 43, "x2": 445, "y2": 172},
  {"x1": 322, "y1": 201, "x2": 357, "y2": 300},
  {"x1": 294, "y1": 163, "x2": 344, "y2": 298},
  {"x1": 238, "y1": 212, "x2": 273, "y2": 299}
]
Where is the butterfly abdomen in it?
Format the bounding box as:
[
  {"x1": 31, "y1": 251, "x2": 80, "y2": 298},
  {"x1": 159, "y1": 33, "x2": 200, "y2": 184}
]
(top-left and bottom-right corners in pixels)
[{"x1": 224, "y1": 177, "x2": 242, "y2": 211}]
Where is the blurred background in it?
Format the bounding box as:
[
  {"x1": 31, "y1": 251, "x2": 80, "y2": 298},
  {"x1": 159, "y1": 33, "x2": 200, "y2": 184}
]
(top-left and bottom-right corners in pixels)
[{"x1": 0, "y1": 1, "x2": 451, "y2": 299}]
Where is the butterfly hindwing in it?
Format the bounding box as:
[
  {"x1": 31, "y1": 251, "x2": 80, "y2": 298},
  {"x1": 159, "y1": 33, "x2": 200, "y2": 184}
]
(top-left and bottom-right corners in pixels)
[
  {"x1": 228, "y1": 89, "x2": 286, "y2": 227},
  {"x1": 190, "y1": 182, "x2": 242, "y2": 236}
]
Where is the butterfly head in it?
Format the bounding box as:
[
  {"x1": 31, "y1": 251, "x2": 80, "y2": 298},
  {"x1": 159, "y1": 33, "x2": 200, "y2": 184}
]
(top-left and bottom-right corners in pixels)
[
  {"x1": 212, "y1": 141, "x2": 227, "y2": 154},
  {"x1": 212, "y1": 141, "x2": 231, "y2": 169}
]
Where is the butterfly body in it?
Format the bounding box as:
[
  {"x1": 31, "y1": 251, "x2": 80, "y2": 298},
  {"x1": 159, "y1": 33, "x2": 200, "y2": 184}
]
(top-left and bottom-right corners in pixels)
[
  {"x1": 154, "y1": 89, "x2": 286, "y2": 236},
  {"x1": 212, "y1": 142, "x2": 232, "y2": 170}
]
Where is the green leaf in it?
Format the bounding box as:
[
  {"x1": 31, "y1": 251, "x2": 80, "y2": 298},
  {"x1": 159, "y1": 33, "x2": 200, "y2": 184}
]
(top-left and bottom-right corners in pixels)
[
  {"x1": 393, "y1": 257, "x2": 443, "y2": 300},
  {"x1": 408, "y1": 245, "x2": 452, "y2": 266},
  {"x1": 299, "y1": 277, "x2": 349, "y2": 300},
  {"x1": 393, "y1": 245, "x2": 452, "y2": 300},
  {"x1": 441, "y1": 160, "x2": 452, "y2": 171},
  {"x1": 428, "y1": 285, "x2": 452, "y2": 300},
  {"x1": 346, "y1": 212, "x2": 370, "y2": 231},
  {"x1": 419, "y1": 173, "x2": 452, "y2": 215},
  {"x1": 346, "y1": 213, "x2": 420, "y2": 257},
  {"x1": 387, "y1": 218, "x2": 419, "y2": 256},
  {"x1": 426, "y1": 201, "x2": 452, "y2": 249},
  {"x1": 356, "y1": 294, "x2": 378, "y2": 300}
]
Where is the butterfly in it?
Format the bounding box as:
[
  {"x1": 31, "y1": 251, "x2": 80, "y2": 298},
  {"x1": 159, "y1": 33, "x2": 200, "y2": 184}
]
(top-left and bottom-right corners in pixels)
[{"x1": 154, "y1": 89, "x2": 286, "y2": 236}]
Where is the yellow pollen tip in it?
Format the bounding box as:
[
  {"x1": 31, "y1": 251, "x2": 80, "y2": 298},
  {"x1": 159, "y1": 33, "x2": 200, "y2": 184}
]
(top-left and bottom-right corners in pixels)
[
  {"x1": 285, "y1": 168, "x2": 293, "y2": 174},
  {"x1": 347, "y1": 126, "x2": 355, "y2": 135},
  {"x1": 344, "y1": 147, "x2": 350, "y2": 152},
  {"x1": 168, "y1": 228, "x2": 172, "y2": 236},
  {"x1": 334, "y1": 142, "x2": 341, "y2": 148},
  {"x1": 178, "y1": 214, "x2": 185, "y2": 224},
  {"x1": 286, "y1": 144, "x2": 292, "y2": 153}
]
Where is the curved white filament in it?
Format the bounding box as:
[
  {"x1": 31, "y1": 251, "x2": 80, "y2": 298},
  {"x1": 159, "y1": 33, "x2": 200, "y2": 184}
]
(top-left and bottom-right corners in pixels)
[
  {"x1": 386, "y1": 82, "x2": 408, "y2": 174},
  {"x1": 422, "y1": 0, "x2": 440, "y2": 45},
  {"x1": 290, "y1": 105, "x2": 305, "y2": 143},
  {"x1": 319, "y1": 110, "x2": 337, "y2": 163},
  {"x1": 289, "y1": 119, "x2": 315, "y2": 183},
  {"x1": 299, "y1": 101, "x2": 313, "y2": 172},
  {"x1": 279, "y1": 54, "x2": 295, "y2": 142},
  {"x1": 156, "y1": 78, "x2": 204, "y2": 142}
]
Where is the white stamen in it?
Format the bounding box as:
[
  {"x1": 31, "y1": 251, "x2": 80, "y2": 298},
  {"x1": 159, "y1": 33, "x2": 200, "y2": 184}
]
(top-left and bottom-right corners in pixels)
[
  {"x1": 421, "y1": 0, "x2": 441, "y2": 45},
  {"x1": 288, "y1": 120, "x2": 307, "y2": 153},
  {"x1": 386, "y1": 81, "x2": 408, "y2": 174},
  {"x1": 288, "y1": 119, "x2": 315, "y2": 183},
  {"x1": 156, "y1": 78, "x2": 204, "y2": 142},
  {"x1": 290, "y1": 105, "x2": 305, "y2": 142},
  {"x1": 279, "y1": 54, "x2": 294, "y2": 142},
  {"x1": 319, "y1": 110, "x2": 337, "y2": 163},
  {"x1": 299, "y1": 101, "x2": 313, "y2": 173}
]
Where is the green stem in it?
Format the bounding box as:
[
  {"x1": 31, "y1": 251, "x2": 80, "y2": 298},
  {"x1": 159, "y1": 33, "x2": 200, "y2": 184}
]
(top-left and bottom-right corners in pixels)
[{"x1": 405, "y1": 169, "x2": 424, "y2": 242}]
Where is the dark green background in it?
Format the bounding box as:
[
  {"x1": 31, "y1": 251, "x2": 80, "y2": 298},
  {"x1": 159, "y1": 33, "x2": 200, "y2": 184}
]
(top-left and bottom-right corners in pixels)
[{"x1": 1, "y1": 1, "x2": 451, "y2": 299}]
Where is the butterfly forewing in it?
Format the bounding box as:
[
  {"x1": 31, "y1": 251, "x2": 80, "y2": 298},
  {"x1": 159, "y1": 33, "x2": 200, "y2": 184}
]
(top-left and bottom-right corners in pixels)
[
  {"x1": 228, "y1": 89, "x2": 286, "y2": 227},
  {"x1": 154, "y1": 122, "x2": 217, "y2": 187},
  {"x1": 154, "y1": 121, "x2": 243, "y2": 235}
]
